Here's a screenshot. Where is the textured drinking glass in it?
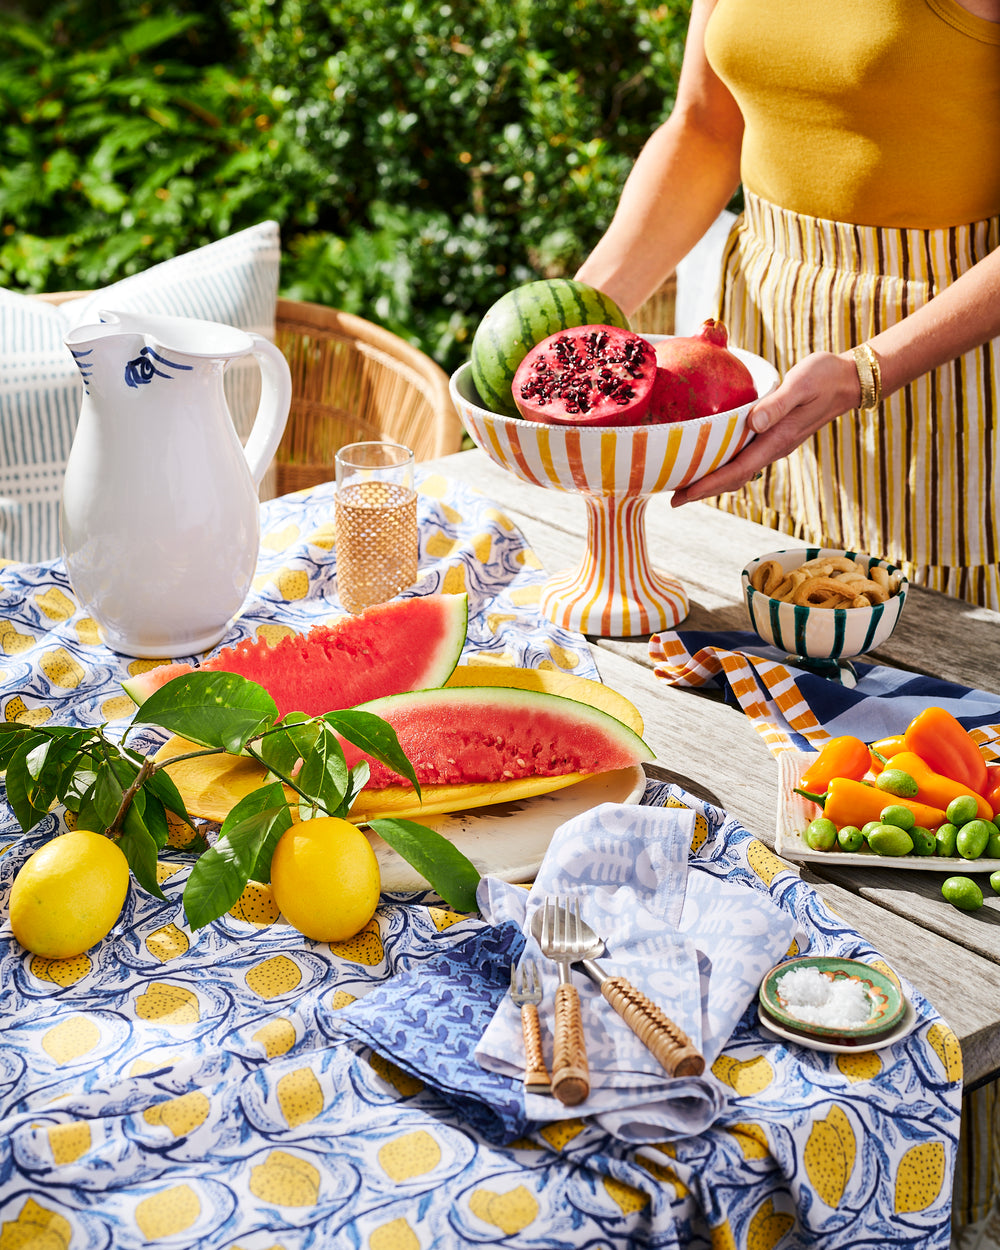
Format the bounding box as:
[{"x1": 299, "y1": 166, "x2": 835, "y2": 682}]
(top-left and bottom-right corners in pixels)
[{"x1": 335, "y1": 441, "x2": 418, "y2": 613}]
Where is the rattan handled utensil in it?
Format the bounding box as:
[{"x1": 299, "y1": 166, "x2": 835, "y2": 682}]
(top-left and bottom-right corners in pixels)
[
  {"x1": 531, "y1": 897, "x2": 591, "y2": 1106},
  {"x1": 537, "y1": 897, "x2": 705, "y2": 1079},
  {"x1": 509, "y1": 959, "x2": 551, "y2": 1095}
]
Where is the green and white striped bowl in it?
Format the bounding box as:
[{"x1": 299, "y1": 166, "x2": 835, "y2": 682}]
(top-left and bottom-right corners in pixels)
[{"x1": 741, "y1": 547, "x2": 908, "y2": 663}]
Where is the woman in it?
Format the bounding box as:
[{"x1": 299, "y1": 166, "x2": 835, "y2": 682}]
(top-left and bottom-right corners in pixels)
[
  {"x1": 576, "y1": 0, "x2": 1000, "y2": 611},
  {"x1": 577, "y1": 0, "x2": 999, "y2": 1237}
]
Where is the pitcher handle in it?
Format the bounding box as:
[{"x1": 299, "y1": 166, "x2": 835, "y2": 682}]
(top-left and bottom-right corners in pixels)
[{"x1": 242, "y1": 334, "x2": 293, "y2": 487}]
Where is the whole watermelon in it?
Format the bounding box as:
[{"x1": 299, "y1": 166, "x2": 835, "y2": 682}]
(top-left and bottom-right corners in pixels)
[{"x1": 470, "y1": 279, "x2": 630, "y2": 418}]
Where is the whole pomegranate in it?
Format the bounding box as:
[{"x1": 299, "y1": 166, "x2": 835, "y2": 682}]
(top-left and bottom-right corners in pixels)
[
  {"x1": 646, "y1": 320, "x2": 757, "y2": 423},
  {"x1": 511, "y1": 325, "x2": 657, "y2": 426}
]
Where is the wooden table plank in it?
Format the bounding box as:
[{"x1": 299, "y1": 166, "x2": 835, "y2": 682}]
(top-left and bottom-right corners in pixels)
[{"x1": 425, "y1": 449, "x2": 1000, "y2": 1084}]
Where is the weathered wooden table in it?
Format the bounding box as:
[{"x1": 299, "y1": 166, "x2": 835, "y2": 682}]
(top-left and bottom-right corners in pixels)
[{"x1": 425, "y1": 448, "x2": 1000, "y2": 1091}]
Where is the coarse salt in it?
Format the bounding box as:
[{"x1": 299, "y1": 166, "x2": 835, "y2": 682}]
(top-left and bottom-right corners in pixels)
[{"x1": 776, "y1": 966, "x2": 872, "y2": 1029}]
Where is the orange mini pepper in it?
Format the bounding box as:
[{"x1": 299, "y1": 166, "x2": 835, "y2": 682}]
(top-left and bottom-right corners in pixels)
[
  {"x1": 903, "y1": 706, "x2": 988, "y2": 796},
  {"x1": 868, "y1": 734, "x2": 907, "y2": 775},
  {"x1": 884, "y1": 751, "x2": 994, "y2": 822},
  {"x1": 798, "y1": 736, "x2": 872, "y2": 792},
  {"x1": 795, "y1": 776, "x2": 946, "y2": 831}
]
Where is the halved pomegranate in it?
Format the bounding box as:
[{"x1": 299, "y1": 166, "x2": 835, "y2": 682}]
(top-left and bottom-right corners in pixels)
[
  {"x1": 646, "y1": 319, "x2": 757, "y2": 423},
  {"x1": 511, "y1": 325, "x2": 657, "y2": 426}
]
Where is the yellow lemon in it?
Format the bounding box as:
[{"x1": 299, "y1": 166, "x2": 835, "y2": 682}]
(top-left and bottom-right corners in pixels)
[
  {"x1": 270, "y1": 816, "x2": 380, "y2": 942},
  {"x1": 9, "y1": 830, "x2": 129, "y2": 958}
]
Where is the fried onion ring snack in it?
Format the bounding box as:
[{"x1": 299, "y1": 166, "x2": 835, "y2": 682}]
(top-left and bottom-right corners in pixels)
[{"x1": 750, "y1": 553, "x2": 902, "y2": 608}]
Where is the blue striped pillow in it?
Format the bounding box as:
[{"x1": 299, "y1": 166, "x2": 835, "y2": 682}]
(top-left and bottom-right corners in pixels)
[{"x1": 0, "y1": 221, "x2": 281, "y2": 566}]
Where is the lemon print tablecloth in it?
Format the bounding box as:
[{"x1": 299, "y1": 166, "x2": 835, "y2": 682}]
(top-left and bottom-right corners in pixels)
[{"x1": 0, "y1": 477, "x2": 962, "y2": 1248}]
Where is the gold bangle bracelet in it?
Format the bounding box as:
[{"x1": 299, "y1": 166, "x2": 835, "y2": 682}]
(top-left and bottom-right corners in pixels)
[{"x1": 852, "y1": 343, "x2": 882, "y2": 411}]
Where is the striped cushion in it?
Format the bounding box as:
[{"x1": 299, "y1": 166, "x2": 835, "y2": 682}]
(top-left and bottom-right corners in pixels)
[{"x1": 0, "y1": 221, "x2": 281, "y2": 565}]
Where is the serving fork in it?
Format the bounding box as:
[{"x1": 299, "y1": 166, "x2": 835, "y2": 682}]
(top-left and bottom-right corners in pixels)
[
  {"x1": 509, "y1": 959, "x2": 551, "y2": 1095},
  {"x1": 560, "y1": 898, "x2": 705, "y2": 1078},
  {"x1": 533, "y1": 895, "x2": 705, "y2": 1087}
]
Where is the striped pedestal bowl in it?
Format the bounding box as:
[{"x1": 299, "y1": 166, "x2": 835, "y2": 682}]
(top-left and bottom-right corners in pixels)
[{"x1": 450, "y1": 340, "x2": 779, "y2": 637}]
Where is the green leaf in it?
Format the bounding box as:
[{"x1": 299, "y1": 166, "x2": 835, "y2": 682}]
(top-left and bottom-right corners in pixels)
[
  {"x1": 0, "y1": 723, "x2": 38, "y2": 769},
  {"x1": 128, "y1": 749, "x2": 192, "y2": 826},
  {"x1": 323, "y1": 709, "x2": 421, "y2": 794},
  {"x1": 92, "y1": 757, "x2": 129, "y2": 829},
  {"x1": 61, "y1": 761, "x2": 99, "y2": 815},
  {"x1": 342, "y1": 762, "x2": 371, "y2": 816},
  {"x1": 135, "y1": 787, "x2": 169, "y2": 852},
  {"x1": 118, "y1": 802, "x2": 168, "y2": 901},
  {"x1": 135, "y1": 671, "x2": 278, "y2": 754},
  {"x1": 7, "y1": 730, "x2": 95, "y2": 822},
  {"x1": 255, "y1": 715, "x2": 320, "y2": 780},
  {"x1": 368, "y1": 818, "x2": 480, "y2": 913},
  {"x1": 182, "y1": 783, "x2": 292, "y2": 930},
  {"x1": 294, "y1": 723, "x2": 350, "y2": 816},
  {"x1": 4, "y1": 739, "x2": 61, "y2": 833}
]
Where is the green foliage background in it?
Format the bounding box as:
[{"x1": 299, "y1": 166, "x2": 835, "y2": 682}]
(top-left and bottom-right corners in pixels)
[{"x1": 0, "y1": 0, "x2": 692, "y2": 371}]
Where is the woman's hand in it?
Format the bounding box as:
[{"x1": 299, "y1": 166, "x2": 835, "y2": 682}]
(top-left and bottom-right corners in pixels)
[{"x1": 670, "y1": 350, "x2": 862, "y2": 506}]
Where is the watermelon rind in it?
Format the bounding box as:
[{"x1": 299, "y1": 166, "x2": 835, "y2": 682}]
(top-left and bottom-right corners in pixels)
[
  {"x1": 347, "y1": 684, "x2": 654, "y2": 789},
  {"x1": 122, "y1": 592, "x2": 469, "y2": 718},
  {"x1": 122, "y1": 663, "x2": 195, "y2": 705},
  {"x1": 470, "y1": 279, "x2": 630, "y2": 418}
]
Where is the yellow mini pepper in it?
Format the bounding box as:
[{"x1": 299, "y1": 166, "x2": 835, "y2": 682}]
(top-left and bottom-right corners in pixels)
[
  {"x1": 868, "y1": 734, "x2": 907, "y2": 775},
  {"x1": 884, "y1": 752, "x2": 993, "y2": 822}
]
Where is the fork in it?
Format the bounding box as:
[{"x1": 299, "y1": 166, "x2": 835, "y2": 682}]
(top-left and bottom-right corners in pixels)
[
  {"x1": 509, "y1": 959, "x2": 551, "y2": 1095},
  {"x1": 536, "y1": 895, "x2": 591, "y2": 1106}
]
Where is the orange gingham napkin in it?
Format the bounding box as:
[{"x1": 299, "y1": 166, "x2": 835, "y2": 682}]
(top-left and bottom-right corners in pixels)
[{"x1": 648, "y1": 629, "x2": 1000, "y2": 761}]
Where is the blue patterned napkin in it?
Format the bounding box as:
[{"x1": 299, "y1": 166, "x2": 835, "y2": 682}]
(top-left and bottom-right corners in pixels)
[
  {"x1": 331, "y1": 801, "x2": 798, "y2": 1146},
  {"x1": 475, "y1": 801, "x2": 800, "y2": 1142},
  {"x1": 328, "y1": 921, "x2": 528, "y2": 1144}
]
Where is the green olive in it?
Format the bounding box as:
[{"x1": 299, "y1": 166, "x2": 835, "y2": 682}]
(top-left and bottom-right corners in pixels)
[
  {"x1": 867, "y1": 823, "x2": 914, "y2": 857},
  {"x1": 861, "y1": 820, "x2": 882, "y2": 839},
  {"x1": 946, "y1": 794, "x2": 980, "y2": 826},
  {"x1": 875, "y1": 769, "x2": 918, "y2": 798},
  {"x1": 910, "y1": 825, "x2": 937, "y2": 856},
  {"x1": 837, "y1": 825, "x2": 864, "y2": 852},
  {"x1": 956, "y1": 819, "x2": 992, "y2": 860},
  {"x1": 879, "y1": 804, "x2": 915, "y2": 832},
  {"x1": 986, "y1": 824, "x2": 1000, "y2": 859},
  {"x1": 805, "y1": 817, "x2": 838, "y2": 851},
  {"x1": 990, "y1": 869, "x2": 1000, "y2": 895},
  {"x1": 935, "y1": 823, "x2": 959, "y2": 858},
  {"x1": 941, "y1": 876, "x2": 984, "y2": 911}
]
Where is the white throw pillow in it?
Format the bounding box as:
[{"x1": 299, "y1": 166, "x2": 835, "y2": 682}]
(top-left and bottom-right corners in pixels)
[{"x1": 0, "y1": 220, "x2": 281, "y2": 565}]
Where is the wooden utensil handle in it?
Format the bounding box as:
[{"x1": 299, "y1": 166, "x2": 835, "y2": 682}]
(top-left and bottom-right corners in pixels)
[
  {"x1": 601, "y1": 976, "x2": 705, "y2": 1077},
  {"x1": 552, "y1": 983, "x2": 589, "y2": 1106},
  {"x1": 520, "y1": 1003, "x2": 551, "y2": 1094}
]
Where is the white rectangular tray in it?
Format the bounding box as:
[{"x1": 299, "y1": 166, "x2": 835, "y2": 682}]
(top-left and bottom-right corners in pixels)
[{"x1": 775, "y1": 749, "x2": 1000, "y2": 873}]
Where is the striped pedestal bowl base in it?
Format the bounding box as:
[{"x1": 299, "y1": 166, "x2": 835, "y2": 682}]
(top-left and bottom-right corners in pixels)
[{"x1": 450, "y1": 343, "x2": 778, "y2": 638}]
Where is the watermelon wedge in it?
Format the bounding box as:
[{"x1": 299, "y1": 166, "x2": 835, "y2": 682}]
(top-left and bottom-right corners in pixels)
[
  {"x1": 154, "y1": 666, "x2": 649, "y2": 823},
  {"x1": 346, "y1": 685, "x2": 653, "y2": 789},
  {"x1": 123, "y1": 593, "x2": 469, "y2": 720}
]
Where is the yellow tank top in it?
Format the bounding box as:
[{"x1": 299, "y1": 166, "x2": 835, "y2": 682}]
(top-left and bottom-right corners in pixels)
[{"x1": 704, "y1": 0, "x2": 1000, "y2": 228}]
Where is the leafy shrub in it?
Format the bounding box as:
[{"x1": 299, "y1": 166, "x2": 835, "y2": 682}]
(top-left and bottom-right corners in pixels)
[{"x1": 0, "y1": 0, "x2": 692, "y2": 370}]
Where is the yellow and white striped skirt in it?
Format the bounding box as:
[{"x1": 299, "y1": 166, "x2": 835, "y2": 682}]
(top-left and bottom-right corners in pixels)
[{"x1": 716, "y1": 191, "x2": 1000, "y2": 612}]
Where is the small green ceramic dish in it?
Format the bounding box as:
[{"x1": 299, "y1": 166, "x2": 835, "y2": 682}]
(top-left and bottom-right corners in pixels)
[{"x1": 758, "y1": 956, "x2": 907, "y2": 1047}]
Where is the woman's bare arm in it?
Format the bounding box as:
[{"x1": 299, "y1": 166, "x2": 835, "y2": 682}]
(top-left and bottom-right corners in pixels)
[
  {"x1": 574, "y1": 0, "x2": 745, "y2": 318},
  {"x1": 671, "y1": 244, "x2": 1000, "y2": 505}
]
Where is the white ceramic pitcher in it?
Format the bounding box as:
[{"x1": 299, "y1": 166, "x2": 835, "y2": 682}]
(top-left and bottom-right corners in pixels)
[{"x1": 61, "y1": 310, "x2": 292, "y2": 658}]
